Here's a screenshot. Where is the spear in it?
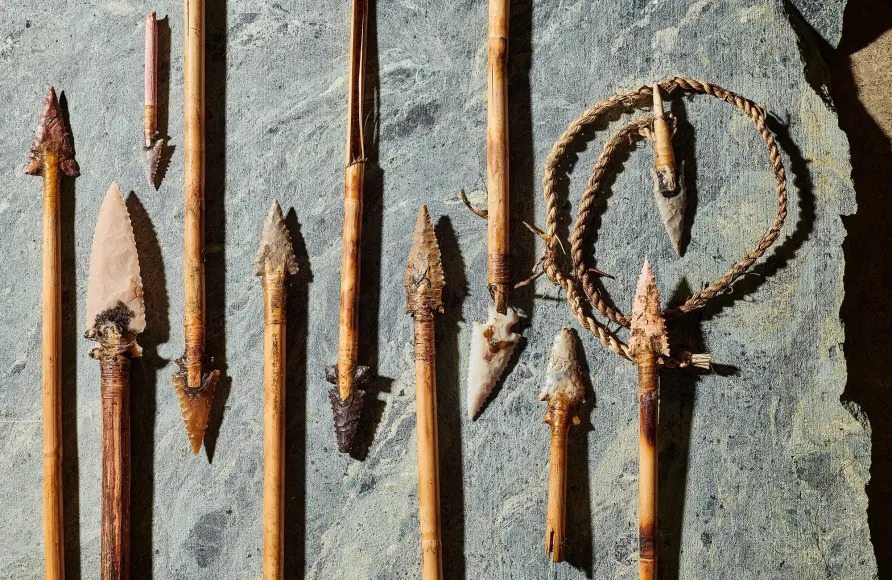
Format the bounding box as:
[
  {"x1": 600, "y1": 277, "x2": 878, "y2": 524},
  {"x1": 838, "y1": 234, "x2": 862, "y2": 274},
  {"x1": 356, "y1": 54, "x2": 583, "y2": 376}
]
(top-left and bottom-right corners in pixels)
[
  {"x1": 540, "y1": 327, "x2": 585, "y2": 563},
  {"x1": 253, "y1": 200, "x2": 298, "y2": 580},
  {"x1": 139, "y1": 10, "x2": 164, "y2": 188},
  {"x1": 466, "y1": 0, "x2": 521, "y2": 419},
  {"x1": 650, "y1": 84, "x2": 685, "y2": 256},
  {"x1": 325, "y1": 0, "x2": 370, "y2": 454},
  {"x1": 629, "y1": 260, "x2": 669, "y2": 580},
  {"x1": 85, "y1": 184, "x2": 145, "y2": 580},
  {"x1": 173, "y1": 0, "x2": 220, "y2": 455},
  {"x1": 404, "y1": 206, "x2": 445, "y2": 579},
  {"x1": 24, "y1": 86, "x2": 79, "y2": 580}
]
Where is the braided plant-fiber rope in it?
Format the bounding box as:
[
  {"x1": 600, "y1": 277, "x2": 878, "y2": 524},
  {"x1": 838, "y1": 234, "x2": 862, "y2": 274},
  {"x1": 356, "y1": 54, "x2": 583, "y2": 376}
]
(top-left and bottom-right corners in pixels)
[{"x1": 539, "y1": 77, "x2": 788, "y2": 366}]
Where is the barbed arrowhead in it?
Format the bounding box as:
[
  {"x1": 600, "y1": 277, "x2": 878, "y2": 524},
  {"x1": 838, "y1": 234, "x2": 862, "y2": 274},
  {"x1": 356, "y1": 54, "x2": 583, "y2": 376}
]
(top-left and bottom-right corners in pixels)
[
  {"x1": 140, "y1": 139, "x2": 164, "y2": 188},
  {"x1": 404, "y1": 205, "x2": 445, "y2": 315},
  {"x1": 25, "y1": 86, "x2": 79, "y2": 177},
  {"x1": 254, "y1": 200, "x2": 298, "y2": 278}
]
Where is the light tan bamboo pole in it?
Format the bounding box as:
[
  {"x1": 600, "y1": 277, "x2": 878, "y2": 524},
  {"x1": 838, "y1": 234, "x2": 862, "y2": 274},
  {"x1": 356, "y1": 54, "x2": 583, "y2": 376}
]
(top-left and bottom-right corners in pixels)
[
  {"x1": 629, "y1": 261, "x2": 667, "y2": 580},
  {"x1": 42, "y1": 149, "x2": 65, "y2": 580},
  {"x1": 541, "y1": 328, "x2": 584, "y2": 563},
  {"x1": 487, "y1": 0, "x2": 510, "y2": 314},
  {"x1": 174, "y1": 0, "x2": 219, "y2": 455},
  {"x1": 405, "y1": 206, "x2": 445, "y2": 580},
  {"x1": 328, "y1": 0, "x2": 370, "y2": 454},
  {"x1": 254, "y1": 200, "x2": 298, "y2": 579},
  {"x1": 25, "y1": 86, "x2": 79, "y2": 580},
  {"x1": 262, "y1": 263, "x2": 286, "y2": 579},
  {"x1": 140, "y1": 10, "x2": 164, "y2": 187}
]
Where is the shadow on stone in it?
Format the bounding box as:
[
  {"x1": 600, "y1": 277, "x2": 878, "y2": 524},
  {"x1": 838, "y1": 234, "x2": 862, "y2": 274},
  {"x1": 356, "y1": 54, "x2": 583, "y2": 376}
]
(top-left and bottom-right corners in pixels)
[
  {"x1": 126, "y1": 193, "x2": 169, "y2": 576},
  {"x1": 435, "y1": 216, "x2": 468, "y2": 578},
  {"x1": 283, "y1": 209, "x2": 311, "y2": 578}
]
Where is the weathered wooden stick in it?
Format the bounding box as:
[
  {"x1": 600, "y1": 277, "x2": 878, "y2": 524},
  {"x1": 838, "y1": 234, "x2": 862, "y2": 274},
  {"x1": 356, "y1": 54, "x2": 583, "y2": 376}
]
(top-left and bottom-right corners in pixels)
[
  {"x1": 85, "y1": 184, "x2": 145, "y2": 580},
  {"x1": 327, "y1": 0, "x2": 370, "y2": 454},
  {"x1": 174, "y1": 0, "x2": 220, "y2": 456},
  {"x1": 254, "y1": 200, "x2": 298, "y2": 580},
  {"x1": 541, "y1": 328, "x2": 584, "y2": 562},
  {"x1": 629, "y1": 260, "x2": 668, "y2": 580},
  {"x1": 405, "y1": 206, "x2": 445, "y2": 579},
  {"x1": 25, "y1": 86, "x2": 79, "y2": 580},
  {"x1": 487, "y1": 0, "x2": 510, "y2": 314},
  {"x1": 140, "y1": 10, "x2": 164, "y2": 187}
]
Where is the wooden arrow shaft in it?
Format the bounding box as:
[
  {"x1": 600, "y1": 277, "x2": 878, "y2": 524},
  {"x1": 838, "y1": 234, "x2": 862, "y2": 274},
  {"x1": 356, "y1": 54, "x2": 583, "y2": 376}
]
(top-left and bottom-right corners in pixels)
[
  {"x1": 144, "y1": 12, "x2": 158, "y2": 145},
  {"x1": 183, "y1": 0, "x2": 208, "y2": 391},
  {"x1": 262, "y1": 272, "x2": 286, "y2": 580},
  {"x1": 638, "y1": 350, "x2": 659, "y2": 580},
  {"x1": 99, "y1": 354, "x2": 131, "y2": 580},
  {"x1": 413, "y1": 315, "x2": 443, "y2": 580},
  {"x1": 544, "y1": 399, "x2": 572, "y2": 562},
  {"x1": 336, "y1": 0, "x2": 368, "y2": 401},
  {"x1": 487, "y1": 0, "x2": 510, "y2": 314},
  {"x1": 42, "y1": 150, "x2": 65, "y2": 580}
]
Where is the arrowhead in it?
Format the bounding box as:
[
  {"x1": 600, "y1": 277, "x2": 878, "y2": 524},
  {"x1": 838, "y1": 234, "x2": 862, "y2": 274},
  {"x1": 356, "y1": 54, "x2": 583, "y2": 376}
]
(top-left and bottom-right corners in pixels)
[
  {"x1": 329, "y1": 386, "x2": 366, "y2": 454},
  {"x1": 654, "y1": 185, "x2": 685, "y2": 257},
  {"x1": 254, "y1": 200, "x2": 298, "y2": 277},
  {"x1": 173, "y1": 364, "x2": 220, "y2": 455},
  {"x1": 140, "y1": 139, "x2": 164, "y2": 188},
  {"x1": 85, "y1": 184, "x2": 145, "y2": 356},
  {"x1": 467, "y1": 306, "x2": 521, "y2": 418},
  {"x1": 25, "y1": 86, "x2": 79, "y2": 177},
  {"x1": 404, "y1": 205, "x2": 445, "y2": 315},
  {"x1": 629, "y1": 260, "x2": 669, "y2": 360},
  {"x1": 539, "y1": 327, "x2": 584, "y2": 405}
]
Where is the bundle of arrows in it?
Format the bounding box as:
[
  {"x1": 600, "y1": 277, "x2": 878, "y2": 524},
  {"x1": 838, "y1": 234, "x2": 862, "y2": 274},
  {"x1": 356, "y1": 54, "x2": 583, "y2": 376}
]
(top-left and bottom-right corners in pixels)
[
  {"x1": 173, "y1": 0, "x2": 220, "y2": 455},
  {"x1": 253, "y1": 200, "x2": 298, "y2": 579},
  {"x1": 405, "y1": 206, "x2": 446, "y2": 579},
  {"x1": 85, "y1": 184, "x2": 146, "y2": 579},
  {"x1": 326, "y1": 0, "x2": 372, "y2": 454},
  {"x1": 466, "y1": 0, "x2": 522, "y2": 419},
  {"x1": 25, "y1": 86, "x2": 80, "y2": 580}
]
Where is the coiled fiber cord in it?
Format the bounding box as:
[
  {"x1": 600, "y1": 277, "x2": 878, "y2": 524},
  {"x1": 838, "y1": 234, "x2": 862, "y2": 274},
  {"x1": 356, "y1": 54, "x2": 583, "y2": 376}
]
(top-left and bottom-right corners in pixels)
[{"x1": 536, "y1": 77, "x2": 788, "y2": 368}]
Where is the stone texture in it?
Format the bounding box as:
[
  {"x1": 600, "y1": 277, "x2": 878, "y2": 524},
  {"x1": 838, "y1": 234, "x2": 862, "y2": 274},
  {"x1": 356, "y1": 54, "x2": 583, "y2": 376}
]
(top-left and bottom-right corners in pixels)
[{"x1": 0, "y1": 1, "x2": 875, "y2": 579}]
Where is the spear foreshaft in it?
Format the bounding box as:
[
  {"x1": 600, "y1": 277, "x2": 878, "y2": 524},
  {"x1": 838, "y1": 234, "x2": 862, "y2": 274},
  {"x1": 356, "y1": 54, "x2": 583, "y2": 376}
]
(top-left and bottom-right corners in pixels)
[
  {"x1": 25, "y1": 86, "x2": 79, "y2": 580},
  {"x1": 328, "y1": 0, "x2": 370, "y2": 454},
  {"x1": 174, "y1": 0, "x2": 220, "y2": 456},
  {"x1": 629, "y1": 261, "x2": 669, "y2": 580}
]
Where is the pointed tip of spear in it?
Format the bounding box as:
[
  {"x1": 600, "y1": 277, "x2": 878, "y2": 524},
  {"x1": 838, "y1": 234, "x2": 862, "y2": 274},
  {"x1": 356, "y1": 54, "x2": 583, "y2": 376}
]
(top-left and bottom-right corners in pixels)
[
  {"x1": 25, "y1": 86, "x2": 80, "y2": 177},
  {"x1": 629, "y1": 260, "x2": 669, "y2": 360},
  {"x1": 405, "y1": 205, "x2": 445, "y2": 315},
  {"x1": 173, "y1": 366, "x2": 219, "y2": 456},
  {"x1": 140, "y1": 139, "x2": 164, "y2": 188},
  {"x1": 254, "y1": 199, "x2": 298, "y2": 278}
]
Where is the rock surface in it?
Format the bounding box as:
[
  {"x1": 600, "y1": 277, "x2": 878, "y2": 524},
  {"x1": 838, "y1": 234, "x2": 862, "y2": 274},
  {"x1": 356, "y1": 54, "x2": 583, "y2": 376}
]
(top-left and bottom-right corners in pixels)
[{"x1": 0, "y1": 1, "x2": 875, "y2": 578}]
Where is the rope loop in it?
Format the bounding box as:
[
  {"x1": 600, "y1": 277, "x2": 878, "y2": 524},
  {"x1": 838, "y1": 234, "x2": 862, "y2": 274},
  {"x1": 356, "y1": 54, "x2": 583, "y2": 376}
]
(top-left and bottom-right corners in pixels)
[{"x1": 539, "y1": 77, "x2": 788, "y2": 366}]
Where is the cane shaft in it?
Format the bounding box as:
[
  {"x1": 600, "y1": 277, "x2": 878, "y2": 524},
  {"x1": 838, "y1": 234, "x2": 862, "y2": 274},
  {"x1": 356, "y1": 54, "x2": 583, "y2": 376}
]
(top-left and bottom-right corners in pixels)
[
  {"x1": 262, "y1": 273, "x2": 286, "y2": 579},
  {"x1": 638, "y1": 351, "x2": 659, "y2": 580},
  {"x1": 42, "y1": 151, "x2": 65, "y2": 580},
  {"x1": 413, "y1": 316, "x2": 443, "y2": 579},
  {"x1": 487, "y1": 0, "x2": 510, "y2": 314},
  {"x1": 544, "y1": 400, "x2": 572, "y2": 562}
]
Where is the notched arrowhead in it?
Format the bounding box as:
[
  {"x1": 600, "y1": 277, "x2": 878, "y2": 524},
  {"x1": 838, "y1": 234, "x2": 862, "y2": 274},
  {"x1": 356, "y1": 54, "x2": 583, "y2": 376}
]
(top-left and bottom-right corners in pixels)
[
  {"x1": 173, "y1": 359, "x2": 220, "y2": 455},
  {"x1": 329, "y1": 387, "x2": 366, "y2": 454},
  {"x1": 140, "y1": 139, "x2": 164, "y2": 187},
  {"x1": 405, "y1": 205, "x2": 445, "y2": 315},
  {"x1": 254, "y1": 199, "x2": 298, "y2": 277},
  {"x1": 25, "y1": 86, "x2": 79, "y2": 177}
]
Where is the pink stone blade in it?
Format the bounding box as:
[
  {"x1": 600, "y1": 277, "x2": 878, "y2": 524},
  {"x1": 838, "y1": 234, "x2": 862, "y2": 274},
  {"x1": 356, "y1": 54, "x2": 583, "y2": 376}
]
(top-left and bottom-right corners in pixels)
[
  {"x1": 629, "y1": 260, "x2": 669, "y2": 359},
  {"x1": 86, "y1": 183, "x2": 145, "y2": 336}
]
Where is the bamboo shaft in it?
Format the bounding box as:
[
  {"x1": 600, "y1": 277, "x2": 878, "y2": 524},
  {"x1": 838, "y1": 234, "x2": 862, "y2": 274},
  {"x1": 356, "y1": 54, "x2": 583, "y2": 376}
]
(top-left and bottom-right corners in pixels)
[
  {"x1": 544, "y1": 400, "x2": 572, "y2": 562},
  {"x1": 638, "y1": 351, "x2": 659, "y2": 580},
  {"x1": 99, "y1": 355, "x2": 131, "y2": 580},
  {"x1": 144, "y1": 11, "x2": 158, "y2": 145},
  {"x1": 487, "y1": 0, "x2": 510, "y2": 314},
  {"x1": 262, "y1": 270, "x2": 286, "y2": 580},
  {"x1": 183, "y1": 0, "x2": 207, "y2": 391},
  {"x1": 336, "y1": 0, "x2": 368, "y2": 401},
  {"x1": 42, "y1": 150, "x2": 65, "y2": 580},
  {"x1": 413, "y1": 315, "x2": 443, "y2": 580}
]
